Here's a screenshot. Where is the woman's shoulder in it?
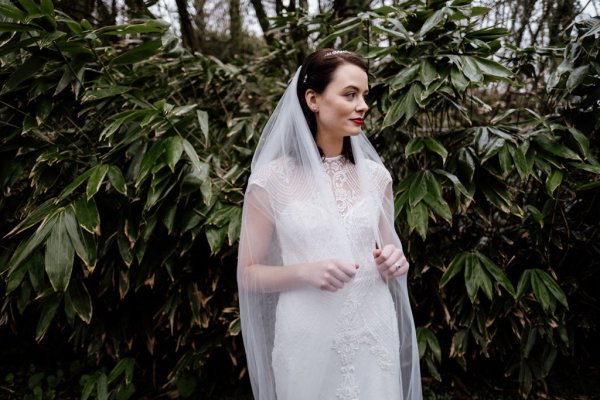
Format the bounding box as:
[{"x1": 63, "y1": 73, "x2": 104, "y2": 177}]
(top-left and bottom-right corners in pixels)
[
  {"x1": 249, "y1": 156, "x2": 298, "y2": 188},
  {"x1": 364, "y1": 159, "x2": 392, "y2": 183}
]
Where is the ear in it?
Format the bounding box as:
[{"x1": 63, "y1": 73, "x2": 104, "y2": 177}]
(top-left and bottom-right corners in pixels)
[{"x1": 305, "y1": 89, "x2": 319, "y2": 111}]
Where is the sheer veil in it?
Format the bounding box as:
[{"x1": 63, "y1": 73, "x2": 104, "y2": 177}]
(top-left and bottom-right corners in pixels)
[{"x1": 237, "y1": 68, "x2": 422, "y2": 399}]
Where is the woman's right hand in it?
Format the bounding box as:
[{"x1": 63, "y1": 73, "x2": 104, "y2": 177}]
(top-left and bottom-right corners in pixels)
[{"x1": 299, "y1": 259, "x2": 359, "y2": 292}]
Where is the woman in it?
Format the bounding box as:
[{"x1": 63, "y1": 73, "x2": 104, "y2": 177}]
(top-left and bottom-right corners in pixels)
[{"x1": 238, "y1": 49, "x2": 422, "y2": 400}]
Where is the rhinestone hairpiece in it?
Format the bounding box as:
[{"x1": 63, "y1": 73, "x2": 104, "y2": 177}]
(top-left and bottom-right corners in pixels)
[
  {"x1": 303, "y1": 73, "x2": 308, "y2": 83},
  {"x1": 324, "y1": 50, "x2": 351, "y2": 57}
]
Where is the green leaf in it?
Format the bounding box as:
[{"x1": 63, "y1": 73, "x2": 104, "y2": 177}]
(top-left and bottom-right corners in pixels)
[
  {"x1": 0, "y1": 4, "x2": 27, "y2": 20},
  {"x1": 2, "y1": 55, "x2": 47, "y2": 94},
  {"x1": 45, "y1": 212, "x2": 75, "y2": 292},
  {"x1": 182, "y1": 138, "x2": 209, "y2": 178},
  {"x1": 536, "y1": 138, "x2": 581, "y2": 160},
  {"x1": 459, "y1": 56, "x2": 483, "y2": 82},
  {"x1": 18, "y1": 0, "x2": 39, "y2": 13},
  {"x1": 6, "y1": 213, "x2": 58, "y2": 275},
  {"x1": 473, "y1": 56, "x2": 512, "y2": 79},
  {"x1": 566, "y1": 65, "x2": 590, "y2": 91},
  {"x1": 166, "y1": 136, "x2": 184, "y2": 172},
  {"x1": 407, "y1": 202, "x2": 428, "y2": 239},
  {"x1": 73, "y1": 197, "x2": 100, "y2": 235},
  {"x1": 65, "y1": 278, "x2": 93, "y2": 324},
  {"x1": 440, "y1": 252, "x2": 466, "y2": 287},
  {"x1": 419, "y1": 59, "x2": 438, "y2": 87},
  {"x1": 108, "y1": 358, "x2": 134, "y2": 384},
  {"x1": 567, "y1": 126, "x2": 593, "y2": 161},
  {"x1": 508, "y1": 145, "x2": 530, "y2": 179},
  {"x1": 108, "y1": 165, "x2": 127, "y2": 195},
  {"x1": 478, "y1": 253, "x2": 515, "y2": 297},
  {"x1": 516, "y1": 269, "x2": 532, "y2": 300},
  {"x1": 35, "y1": 295, "x2": 61, "y2": 341},
  {"x1": 96, "y1": 373, "x2": 108, "y2": 400},
  {"x1": 423, "y1": 138, "x2": 448, "y2": 164},
  {"x1": 227, "y1": 207, "x2": 242, "y2": 245},
  {"x1": 5, "y1": 199, "x2": 57, "y2": 237},
  {"x1": 464, "y1": 253, "x2": 479, "y2": 302},
  {"x1": 420, "y1": 8, "x2": 446, "y2": 37},
  {"x1": 408, "y1": 171, "x2": 427, "y2": 207},
  {"x1": 110, "y1": 39, "x2": 162, "y2": 65},
  {"x1": 58, "y1": 168, "x2": 94, "y2": 200},
  {"x1": 197, "y1": 110, "x2": 209, "y2": 142},
  {"x1": 545, "y1": 170, "x2": 563, "y2": 195},
  {"x1": 86, "y1": 164, "x2": 109, "y2": 200},
  {"x1": 136, "y1": 140, "x2": 166, "y2": 187},
  {"x1": 531, "y1": 269, "x2": 551, "y2": 312},
  {"x1": 537, "y1": 270, "x2": 569, "y2": 309},
  {"x1": 64, "y1": 206, "x2": 97, "y2": 271},
  {"x1": 405, "y1": 138, "x2": 425, "y2": 158},
  {"x1": 205, "y1": 227, "x2": 226, "y2": 255},
  {"x1": 40, "y1": 0, "x2": 55, "y2": 17},
  {"x1": 389, "y1": 64, "x2": 420, "y2": 91},
  {"x1": 450, "y1": 66, "x2": 469, "y2": 92}
]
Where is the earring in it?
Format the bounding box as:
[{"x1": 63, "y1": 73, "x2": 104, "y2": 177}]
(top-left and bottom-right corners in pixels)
[{"x1": 313, "y1": 108, "x2": 318, "y2": 112}]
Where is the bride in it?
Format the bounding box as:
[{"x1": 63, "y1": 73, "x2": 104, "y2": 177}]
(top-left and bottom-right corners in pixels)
[{"x1": 237, "y1": 48, "x2": 422, "y2": 400}]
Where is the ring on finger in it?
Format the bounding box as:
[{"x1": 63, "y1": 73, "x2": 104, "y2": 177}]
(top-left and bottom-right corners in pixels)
[{"x1": 393, "y1": 262, "x2": 401, "y2": 271}]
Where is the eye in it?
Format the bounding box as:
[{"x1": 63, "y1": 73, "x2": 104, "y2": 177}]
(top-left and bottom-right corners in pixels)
[{"x1": 345, "y1": 92, "x2": 356, "y2": 99}]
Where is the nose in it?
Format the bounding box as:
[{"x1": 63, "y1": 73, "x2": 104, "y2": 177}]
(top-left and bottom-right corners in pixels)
[{"x1": 357, "y1": 96, "x2": 368, "y2": 114}]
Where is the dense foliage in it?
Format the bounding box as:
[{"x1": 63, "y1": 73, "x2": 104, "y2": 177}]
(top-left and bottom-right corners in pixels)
[{"x1": 0, "y1": 0, "x2": 598, "y2": 398}]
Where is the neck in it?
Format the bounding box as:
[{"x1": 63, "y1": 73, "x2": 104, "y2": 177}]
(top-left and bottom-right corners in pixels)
[{"x1": 316, "y1": 133, "x2": 343, "y2": 157}]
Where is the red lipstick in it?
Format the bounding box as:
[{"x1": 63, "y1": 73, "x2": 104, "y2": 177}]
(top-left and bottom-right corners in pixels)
[{"x1": 351, "y1": 118, "x2": 364, "y2": 126}]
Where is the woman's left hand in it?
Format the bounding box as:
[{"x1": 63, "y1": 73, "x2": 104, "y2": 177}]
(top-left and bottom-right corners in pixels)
[{"x1": 373, "y1": 244, "x2": 409, "y2": 279}]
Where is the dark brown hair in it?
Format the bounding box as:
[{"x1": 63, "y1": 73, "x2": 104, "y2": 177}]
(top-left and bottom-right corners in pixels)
[{"x1": 296, "y1": 49, "x2": 368, "y2": 163}]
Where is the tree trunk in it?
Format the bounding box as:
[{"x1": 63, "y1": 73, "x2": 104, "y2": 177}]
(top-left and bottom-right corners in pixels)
[
  {"x1": 194, "y1": 0, "x2": 207, "y2": 50},
  {"x1": 175, "y1": 0, "x2": 201, "y2": 52},
  {"x1": 249, "y1": 0, "x2": 274, "y2": 45},
  {"x1": 228, "y1": 0, "x2": 242, "y2": 55}
]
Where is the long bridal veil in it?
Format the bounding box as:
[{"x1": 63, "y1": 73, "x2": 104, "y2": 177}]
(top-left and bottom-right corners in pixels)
[{"x1": 237, "y1": 68, "x2": 422, "y2": 400}]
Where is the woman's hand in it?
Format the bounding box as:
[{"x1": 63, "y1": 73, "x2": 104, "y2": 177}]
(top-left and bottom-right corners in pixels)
[
  {"x1": 299, "y1": 259, "x2": 359, "y2": 292},
  {"x1": 373, "y1": 244, "x2": 409, "y2": 279}
]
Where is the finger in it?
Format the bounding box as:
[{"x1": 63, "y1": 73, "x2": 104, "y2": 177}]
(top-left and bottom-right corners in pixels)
[
  {"x1": 372, "y1": 248, "x2": 381, "y2": 258},
  {"x1": 329, "y1": 267, "x2": 353, "y2": 282},
  {"x1": 321, "y1": 283, "x2": 338, "y2": 292},
  {"x1": 324, "y1": 274, "x2": 344, "y2": 289},
  {"x1": 389, "y1": 258, "x2": 410, "y2": 277},
  {"x1": 375, "y1": 244, "x2": 395, "y2": 264},
  {"x1": 337, "y1": 262, "x2": 359, "y2": 279}
]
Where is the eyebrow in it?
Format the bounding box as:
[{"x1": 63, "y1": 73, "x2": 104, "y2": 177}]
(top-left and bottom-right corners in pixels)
[{"x1": 343, "y1": 85, "x2": 369, "y2": 92}]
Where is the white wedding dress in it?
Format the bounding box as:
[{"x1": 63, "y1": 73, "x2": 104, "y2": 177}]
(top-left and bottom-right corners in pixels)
[{"x1": 251, "y1": 155, "x2": 401, "y2": 400}]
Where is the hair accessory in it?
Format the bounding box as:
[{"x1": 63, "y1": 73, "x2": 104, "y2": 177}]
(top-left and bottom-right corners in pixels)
[
  {"x1": 303, "y1": 73, "x2": 308, "y2": 83},
  {"x1": 324, "y1": 50, "x2": 351, "y2": 57}
]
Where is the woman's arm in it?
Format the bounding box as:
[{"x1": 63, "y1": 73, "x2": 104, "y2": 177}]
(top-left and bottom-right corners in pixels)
[
  {"x1": 238, "y1": 185, "x2": 358, "y2": 293},
  {"x1": 373, "y1": 181, "x2": 410, "y2": 279}
]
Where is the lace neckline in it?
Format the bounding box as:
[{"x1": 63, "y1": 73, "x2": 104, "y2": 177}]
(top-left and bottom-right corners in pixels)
[{"x1": 323, "y1": 154, "x2": 344, "y2": 162}]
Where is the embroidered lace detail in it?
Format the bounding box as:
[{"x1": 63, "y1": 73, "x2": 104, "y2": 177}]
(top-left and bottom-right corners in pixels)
[{"x1": 323, "y1": 156, "x2": 360, "y2": 218}]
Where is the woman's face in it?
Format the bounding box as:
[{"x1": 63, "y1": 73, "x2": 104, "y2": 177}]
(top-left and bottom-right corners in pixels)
[{"x1": 308, "y1": 63, "x2": 369, "y2": 144}]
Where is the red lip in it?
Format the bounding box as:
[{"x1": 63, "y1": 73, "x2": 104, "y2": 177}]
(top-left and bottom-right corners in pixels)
[{"x1": 350, "y1": 118, "x2": 364, "y2": 126}]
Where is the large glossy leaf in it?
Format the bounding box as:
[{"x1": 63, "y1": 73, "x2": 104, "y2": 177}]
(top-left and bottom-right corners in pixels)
[
  {"x1": 65, "y1": 277, "x2": 93, "y2": 324},
  {"x1": 419, "y1": 8, "x2": 446, "y2": 37},
  {"x1": 6, "y1": 213, "x2": 58, "y2": 275},
  {"x1": 73, "y1": 197, "x2": 100, "y2": 234},
  {"x1": 407, "y1": 202, "x2": 428, "y2": 239},
  {"x1": 35, "y1": 295, "x2": 61, "y2": 341},
  {"x1": 64, "y1": 206, "x2": 97, "y2": 270},
  {"x1": 166, "y1": 136, "x2": 184, "y2": 172},
  {"x1": 86, "y1": 164, "x2": 109, "y2": 200},
  {"x1": 45, "y1": 212, "x2": 75, "y2": 292},
  {"x1": 389, "y1": 64, "x2": 420, "y2": 91},
  {"x1": 530, "y1": 269, "x2": 552, "y2": 312},
  {"x1": 108, "y1": 165, "x2": 127, "y2": 195}
]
